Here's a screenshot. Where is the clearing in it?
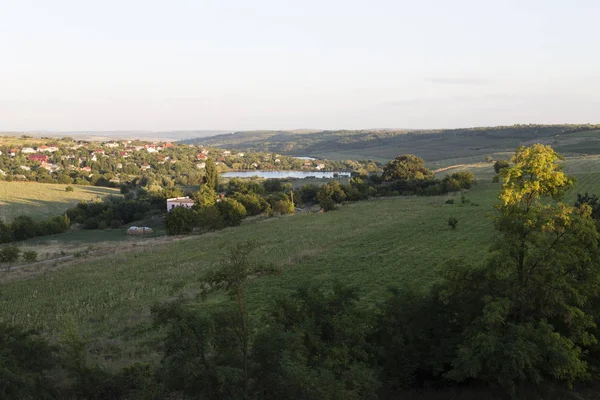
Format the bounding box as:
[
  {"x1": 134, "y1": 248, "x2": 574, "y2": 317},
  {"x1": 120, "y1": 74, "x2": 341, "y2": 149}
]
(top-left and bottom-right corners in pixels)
[{"x1": 0, "y1": 182, "x2": 120, "y2": 221}]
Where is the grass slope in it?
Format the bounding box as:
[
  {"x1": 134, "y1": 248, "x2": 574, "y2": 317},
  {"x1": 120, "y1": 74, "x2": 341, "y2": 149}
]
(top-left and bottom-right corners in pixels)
[{"x1": 0, "y1": 182, "x2": 120, "y2": 221}]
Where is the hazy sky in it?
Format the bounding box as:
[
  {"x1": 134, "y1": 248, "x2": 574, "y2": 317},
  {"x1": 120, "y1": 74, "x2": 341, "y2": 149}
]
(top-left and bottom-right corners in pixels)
[{"x1": 1, "y1": 0, "x2": 599, "y2": 131}]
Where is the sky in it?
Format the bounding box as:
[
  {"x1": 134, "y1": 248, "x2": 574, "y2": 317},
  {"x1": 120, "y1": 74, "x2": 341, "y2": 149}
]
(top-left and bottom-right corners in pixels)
[{"x1": 1, "y1": 0, "x2": 599, "y2": 131}]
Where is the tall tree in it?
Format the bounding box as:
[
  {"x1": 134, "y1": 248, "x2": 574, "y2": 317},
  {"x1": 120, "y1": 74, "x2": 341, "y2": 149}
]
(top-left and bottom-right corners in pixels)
[
  {"x1": 204, "y1": 158, "x2": 219, "y2": 192},
  {"x1": 446, "y1": 144, "x2": 600, "y2": 391}
]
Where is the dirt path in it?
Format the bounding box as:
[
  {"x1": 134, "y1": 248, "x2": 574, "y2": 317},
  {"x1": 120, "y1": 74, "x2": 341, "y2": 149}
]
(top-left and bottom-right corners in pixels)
[
  {"x1": 432, "y1": 164, "x2": 467, "y2": 174},
  {"x1": 0, "y1": 234, "x2": 199, "y2": 279}
]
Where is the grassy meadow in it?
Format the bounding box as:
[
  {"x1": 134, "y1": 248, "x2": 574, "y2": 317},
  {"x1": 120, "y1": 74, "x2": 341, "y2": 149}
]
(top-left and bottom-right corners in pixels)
[
  {"x1": 1, "y1": 155, "x2": 600, "y2": 370},
  {"x1": 0, "y1": 182, "x2": 120, "y2": 221}
]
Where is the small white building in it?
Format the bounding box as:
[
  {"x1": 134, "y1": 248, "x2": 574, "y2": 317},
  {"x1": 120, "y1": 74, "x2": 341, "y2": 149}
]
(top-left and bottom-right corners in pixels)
[
  {"x1": 21, "y1": 147, "x2": 36, "y2": 154},
  {"x1": 167, "y1": 197, "x2": 195, "y2": 212}
]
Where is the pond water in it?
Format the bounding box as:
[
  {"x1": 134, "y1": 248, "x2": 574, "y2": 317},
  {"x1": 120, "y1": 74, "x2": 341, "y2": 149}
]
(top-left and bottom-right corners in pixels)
[{"x1": 221, "y1": 170, "x2": 351, "y2": 179}]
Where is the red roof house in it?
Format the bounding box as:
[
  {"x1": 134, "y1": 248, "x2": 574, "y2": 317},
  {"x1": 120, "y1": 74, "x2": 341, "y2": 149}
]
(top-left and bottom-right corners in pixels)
[{"x1": 29, "y1": 154, "x2": 48, "y2": 163}]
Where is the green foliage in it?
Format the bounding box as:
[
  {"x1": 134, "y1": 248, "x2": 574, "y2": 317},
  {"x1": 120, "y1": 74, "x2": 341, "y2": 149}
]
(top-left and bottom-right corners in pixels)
[
  {"x1": 22, "y1": 250, "x2": 37, "y2": 262},
  {"x1": 252, "y1": 284, "x2": 380, "y2": 400},
  {"x1": 65, "y1": 185, "x2": 74, "y2": 192},
  {"x1": 165, "y1": 206, "x2": 197, "y2": 235},
  {"x1": 203, "y1": 158, "x2": 219, "y2": 191},
  {"x1": 448, "y1": 217, "x2": 458, "y2": 230},
  {"x1": 0, "y1": 324, "x2": 57, "y2": 399},
  {"x1": 442, "y1": 145, "x2": 600, "y2": 391},
  {"x1": 267, "y1": 192, "x2": 294, "y2": 215},
  {"x1": 0, "y1": 221, "x2": 12, "y2": 244},
  {"x1": 216, "y1": 198, "x2": 247, "y2": 227},
  {"x1": 10, "y1": 215, "x2": 37, "y2": 241},
  {"x1": 0, "y1": 245, "x2": 20, "y2": 263},
  {"x1": 194, "y1": 184, "x2": 218, "y2": 209},
  {"x1": 575, "y1": 192, "x2": 600, "y2": 221},
  {"x1": 196, "y1": 205, "x2": 224, "y2": 231},
  {"x1": 382, "y1": 154, "x2": 433, "y2": 183},
  {"x1": 317, "y1": 181, "x2": 347, "y2": 211},
  {"x1": 231, "y1": 192, "x2": 267, "y2": 216},
  {"x1": 263, "y1": 178, "x2": 283, "y2": 193},
  {"x1": 494, "y1": 159, "x2": 510, "y2": 174}
]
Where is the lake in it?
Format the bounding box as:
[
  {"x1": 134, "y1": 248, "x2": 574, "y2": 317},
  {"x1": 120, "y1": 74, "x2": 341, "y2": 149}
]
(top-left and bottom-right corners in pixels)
[{"x1": 221, "y1": 171, "x2": 351, "y2": 179}]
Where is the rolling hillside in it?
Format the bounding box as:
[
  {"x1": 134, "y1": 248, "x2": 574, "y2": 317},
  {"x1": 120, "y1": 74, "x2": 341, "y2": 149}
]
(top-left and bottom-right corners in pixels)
[
  {"x1": 182, "y1": 124, "x2": 600, "y2": 163},
  {"x1": 2, "y1": 155, "x2": 600, "y2": 371}
]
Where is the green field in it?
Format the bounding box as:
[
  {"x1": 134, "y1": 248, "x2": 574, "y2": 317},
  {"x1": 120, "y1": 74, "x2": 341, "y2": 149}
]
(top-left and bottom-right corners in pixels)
[{"x1": 0, "y1": 182, "x2": 120, "y2": 221}]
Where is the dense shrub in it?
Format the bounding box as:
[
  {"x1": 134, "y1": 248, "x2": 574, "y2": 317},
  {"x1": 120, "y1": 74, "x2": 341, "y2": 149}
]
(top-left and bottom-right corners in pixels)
[
  {"x1": 317, "y1": 181, "x2": 347, "y2": 211},
  {"x1": 448, "y1": 217, "x2": 458, "y2": 230},
  {"x1": 267, "y1": 193, "x2": 294, "y2": 215},
  {"x1": 0, "y1": 324, "x2": 58, "y2": 399},
  {"x1": 197, "y1": 205, "x2": 224, "y2": 231},
  {"x1": 231, "y1": 192, "x2": 267, "y2": 216},
  {"x1": 22, "y1": 250, "x2": 38, "y2": 262},
  {"x1": 11, "y1": 215, "x2": 38, "y2": 241},
  {"x1": 165, "y1": 207, "x2": 197, "y2": 235},
  {"x1": 0, "y1": 245, "x2": 20, "y2": 263},
  {"x1": 216, "y1": 199, "x2": 247, "y2": 227}
]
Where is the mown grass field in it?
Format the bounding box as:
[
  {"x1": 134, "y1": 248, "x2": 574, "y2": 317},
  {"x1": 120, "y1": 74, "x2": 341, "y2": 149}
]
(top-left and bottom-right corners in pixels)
[
  {"x1": 0, "y1": 182, "x2": 120, "y2": 221},
  {"x1": 0, "y1": 156, "x2": 599, "y2": 370}
]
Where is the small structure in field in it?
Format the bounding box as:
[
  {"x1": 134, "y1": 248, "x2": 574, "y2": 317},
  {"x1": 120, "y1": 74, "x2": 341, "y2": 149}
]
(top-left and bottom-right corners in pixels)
[
  {"x1": 167, "y1": 196, "x2": 195, "y2": 212},
  {"x1": 127, "y1": 226, "x2": 154, "y2": 235}
]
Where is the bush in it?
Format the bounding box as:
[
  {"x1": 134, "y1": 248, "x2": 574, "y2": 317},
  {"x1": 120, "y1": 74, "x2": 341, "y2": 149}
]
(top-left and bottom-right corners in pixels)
[
  {"x1": 165, "y1": 207, "x2": 197, "y2": 235},
  {"x1": 272, "y1": 199, "x2": 294, "y2": 215},
  {"x1": 0, "y1": 245, "x2": 21, "y2": 263},
  {"x1": 11, "y1": 215, "x2": 38, "y2": 241},
  {"x1": 448, "y1": 217, "x2": 458, "y2": 230},
  {"x1": 197, "y1": 205, "x2": 224, "y2": 231},
  {"x1": 216, "y1": 198, "x2": 247, "y2": 227},
  {"x1": 22, "y1": 250, "x2": 38, "y2": 262},
  {"x1": 445, "y1": 199, "x2": 455, "y2": 204},
  {"x1": 110, "y1": 219, "x2": 123, "y2": 229},
  {"x1": 231, "y1": 192, "x2": 266, "y2": 216},
  {"x1": 65, "y1": 185, "x2": 74, "y2": 192}
]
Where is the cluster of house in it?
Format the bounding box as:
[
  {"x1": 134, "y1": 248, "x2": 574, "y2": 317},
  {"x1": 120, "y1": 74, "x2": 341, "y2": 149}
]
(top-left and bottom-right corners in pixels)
[{"x1": 4, "y1": 141, "x2": 178, "y2": 174}]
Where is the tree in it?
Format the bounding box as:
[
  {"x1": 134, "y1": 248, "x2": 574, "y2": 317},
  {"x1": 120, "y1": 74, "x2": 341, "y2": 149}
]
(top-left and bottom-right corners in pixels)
[
  {"x1": 316, "y1": 181, "x2": 346, "y2": 211},
  {"x1": 194, "y1": 185, "x2": 218, "y2": 209},
  {"x1": 216, "y1": 198, "x2": 247, "y2": 227},
  {"x1": 199, "y1": 242, "x2": 278, "y2": 398},
  {"x1": 382, "y1": 154, "x2": 433, "y2": 183},
  {"x1": 165, "y1": 207, "x2": 197, "y2": 235},
  {"x1": 153, "y1": 242, "x2": 279, "y2": 399},
  {"x1": 493, "y1": 159, "x2": 510, "y2": 174},
  {"x1": 0, "y1": 324, "x2": 58, "y2": 399},
  {"x1": 203, "y1": 158, "x2": 219, "y2": 192},
  {"x1": 445, "y1": 144, "x2": 600, "y2": 391}
]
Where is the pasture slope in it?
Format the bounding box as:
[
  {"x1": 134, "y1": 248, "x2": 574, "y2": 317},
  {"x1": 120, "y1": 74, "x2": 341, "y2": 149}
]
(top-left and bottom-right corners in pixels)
[
  {"x1": 0, "y1": 182, "x2": 120, "y2": 221},
  {"x1": 1, "y1": 155, "x2": 600, "y2": 371}
]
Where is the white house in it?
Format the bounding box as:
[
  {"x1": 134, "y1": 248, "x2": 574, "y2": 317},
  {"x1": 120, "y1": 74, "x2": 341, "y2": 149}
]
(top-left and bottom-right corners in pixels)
[
  {"x1": 167, "y1": 197, "x2": 195, "y2": 212},
  {"x1": 21, "y1": 147, "x2": 36, "y2": 154}
]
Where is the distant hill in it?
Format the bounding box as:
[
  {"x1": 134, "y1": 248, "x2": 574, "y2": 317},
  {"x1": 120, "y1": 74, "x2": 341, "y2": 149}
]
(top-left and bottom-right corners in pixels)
[
  {"x1": 180, "y1": 124, "x2": 600, "y2": 164},
  {"x1": 6, "y1": 130, "x2": 232, "y2": 142}
]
